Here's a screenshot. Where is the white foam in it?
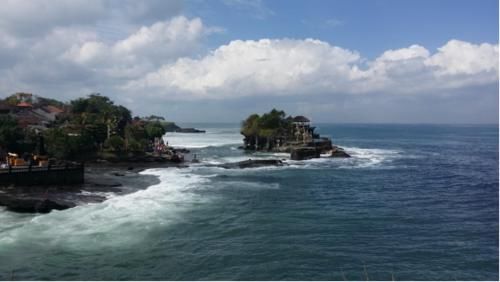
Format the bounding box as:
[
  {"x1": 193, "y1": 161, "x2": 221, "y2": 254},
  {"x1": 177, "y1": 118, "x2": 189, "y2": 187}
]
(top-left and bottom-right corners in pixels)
[
  {"x1": 339, "y1": 146, "x2": 402, "y2": 168},
  {"x1": 0, "y1": 168, "x2": 210, "y2": 250}
]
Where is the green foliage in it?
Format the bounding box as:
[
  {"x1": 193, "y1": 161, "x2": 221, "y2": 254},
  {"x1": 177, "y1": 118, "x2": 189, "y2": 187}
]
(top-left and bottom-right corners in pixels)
[
  {"x1": 241, "y1": 109, "x2": 291, "y2": 138},
  {"x1": 4, "y1": 95, "x2": 20, "y2": 106},
  {"x1": 44, "y1": 128, "x2": 96, "y2": 160},
  {"x1": 127, "y1": 138, "x2": 146, "y2": 152},
  {"x1": 1, "y1": 93, "x2": 171, "y2": 159},
  {"x1": 144, "y1": 115, "x2": 165, "y2": 121},
  {"x1": 144, "y1": 121, "x2": 167, "y2": 140},
  {"x1": 241, "y1": 114, "x2": 260, "y2": 136},
  {"x1": 69, "y1": 94, "x2": 131, "y2": 140},
  {"x1": 104, "y1": 135, "x2": 125, "y2": 152},
  {"x1": 160, "y1": 121, "x2": 180, "y2": 132},
  {"x1": 124, "y1": 123, "x2": 147, "y2": 152},
  {"x1": 0, "y1": 115, "x2": 22, "y2": 151}
]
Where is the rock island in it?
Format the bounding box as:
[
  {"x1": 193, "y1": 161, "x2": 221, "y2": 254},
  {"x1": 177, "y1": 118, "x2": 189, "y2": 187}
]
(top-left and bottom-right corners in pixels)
[{"x1": 241, "y1": 109, "x2": 350, "y2": 160}]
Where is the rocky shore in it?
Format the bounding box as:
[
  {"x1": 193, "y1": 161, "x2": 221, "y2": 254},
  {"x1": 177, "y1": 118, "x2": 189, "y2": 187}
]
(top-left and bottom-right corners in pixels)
[
  {"x1": 0, "y1": 161, "x2": 181, "y2": 213},
  {"x1": 0, "y1": 149, "x2": 349, "y2": 213}
]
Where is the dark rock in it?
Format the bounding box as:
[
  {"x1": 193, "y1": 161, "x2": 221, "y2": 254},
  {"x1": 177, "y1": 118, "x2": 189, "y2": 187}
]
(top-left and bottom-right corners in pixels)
[
  {"x1": 163, "y1": 122, "x2": 181, "y2": 132},
  {"x1": 331, "y1": 147, "x2": 351, "y2": 158},
  {"x1": 0, "y1": 194, "x2": 73, "y2": 213},
  {"x1": 290, "y1": 147, "x2": 320, "y2": 160},
  {"x1": 218, "y1": 159, "x2": 285, "y2": 169},
  {"x1": 86, "y1": 181, "x2": 122, "y2": 188},
  {"x1": 175, "y1": 128, "x2": 206, "y2": 133},
  {"x1": 309, "y1": 138, "x2": 333, "y2": 153}
]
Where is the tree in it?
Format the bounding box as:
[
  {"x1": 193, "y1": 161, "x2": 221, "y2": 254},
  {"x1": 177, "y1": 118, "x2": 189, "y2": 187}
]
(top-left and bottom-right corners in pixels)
[
  {"x1": 0, "y1": 115, "x2": 22, "y2": 151},
  {"x1": 144, "y1": 121, "x2": 166, "y2": 140},
  {"x1": 104, "y1": 135, "x2": 125, "y2": 152},
  {"x1": 44, "y1": 128, "x2": 95, "y2": 160}
]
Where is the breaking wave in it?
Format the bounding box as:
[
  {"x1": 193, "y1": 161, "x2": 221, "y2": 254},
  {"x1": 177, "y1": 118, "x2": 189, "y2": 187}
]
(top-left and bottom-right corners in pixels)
[{"x1": 0, "y1": 168, "x2": 210, "y2": 250}]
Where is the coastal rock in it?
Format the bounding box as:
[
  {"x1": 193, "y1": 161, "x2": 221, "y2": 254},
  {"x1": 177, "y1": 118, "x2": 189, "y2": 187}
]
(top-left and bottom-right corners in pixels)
[
  {"x1": 331, "y1": 147, "x2": 351, "y2": 158},
  {"x1": 218, "y1": 159, "x2": 285, "y2": 169},
  {"x1": 0, "y1": 194, "x2": 73, "y2": 213},
  {"x1": 290, "y1": 147, "x2": 320, "y2": 160},
  {"x1": 175, "y1": 128, "x2": 206, "y2": 133},
  {"x1": 173, "y1": 148, "x2": 191, "y2": 154}
]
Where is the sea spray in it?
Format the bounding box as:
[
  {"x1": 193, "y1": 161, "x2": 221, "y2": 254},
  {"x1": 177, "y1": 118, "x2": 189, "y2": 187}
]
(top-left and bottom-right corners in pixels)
[{"x1": 0, "y1": 168, "x2": 211, "y2": 250}]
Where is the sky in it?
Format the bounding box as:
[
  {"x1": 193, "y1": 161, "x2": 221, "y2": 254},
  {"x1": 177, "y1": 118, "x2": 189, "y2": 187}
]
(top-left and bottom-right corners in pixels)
[{"x1": 0, "y1": 0, "x2": 498, "y2": 123}]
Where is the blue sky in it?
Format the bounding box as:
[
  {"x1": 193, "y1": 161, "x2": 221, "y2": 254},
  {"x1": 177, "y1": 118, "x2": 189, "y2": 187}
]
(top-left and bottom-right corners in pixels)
[
  {"x1": 193, "y1": 0, "x2": 498, "y2": 58},
  {"x1": 0, "y1": 0, "x2": 498, "y2": 123}
]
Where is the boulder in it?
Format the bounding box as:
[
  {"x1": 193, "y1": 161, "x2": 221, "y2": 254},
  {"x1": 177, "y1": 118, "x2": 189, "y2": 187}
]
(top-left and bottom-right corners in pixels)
[
  {"x1": 331, "y1": 147, "x2": 351, "y2": 158},
  {"x1": 0, "y1": 194, "x2": 73, "y2": 213},
  {"x1": 290, "y1": 147, "x2": 320, "y2": 160}
]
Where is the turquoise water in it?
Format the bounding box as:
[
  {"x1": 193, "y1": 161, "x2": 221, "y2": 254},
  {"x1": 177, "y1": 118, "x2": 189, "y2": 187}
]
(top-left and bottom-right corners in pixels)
[{"x1": 0, "y1": 124, "x2": 498, "y2": 280}]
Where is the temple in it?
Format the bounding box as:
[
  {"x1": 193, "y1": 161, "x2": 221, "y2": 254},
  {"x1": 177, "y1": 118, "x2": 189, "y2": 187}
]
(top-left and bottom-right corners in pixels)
[{"x1": 241, "y1": 111, "x2": 349, "y2": 160}]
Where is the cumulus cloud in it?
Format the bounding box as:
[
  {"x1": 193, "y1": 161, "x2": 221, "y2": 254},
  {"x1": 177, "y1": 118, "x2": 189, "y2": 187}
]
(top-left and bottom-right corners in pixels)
[
  {"x1": 125, "y1": 38, "x2": 499, "y2": 99},
  {"x1": 63, "y1": 16, "x2": 207, "y2": 79},
  {"x1": 425, "y1": 40, "x2": 498, "y2": 75},
  {"x1": 0, "y1": 13, "x2": 213, "y2": 102}
]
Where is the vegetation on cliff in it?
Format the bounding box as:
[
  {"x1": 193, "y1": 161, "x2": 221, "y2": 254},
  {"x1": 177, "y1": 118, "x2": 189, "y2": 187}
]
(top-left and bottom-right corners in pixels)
[
  {"x1": 0, "y1": 93, "x2": 178, "y2": 161},
  {"x1": 241, "y1": 109, "x2": 292, "y2": 138},
  {"x1": 241, "y1": 109, "x2": 342, "y2": 160},
  {"x1": 241, "y1": 109, "x2": 296, "y2": 150}
]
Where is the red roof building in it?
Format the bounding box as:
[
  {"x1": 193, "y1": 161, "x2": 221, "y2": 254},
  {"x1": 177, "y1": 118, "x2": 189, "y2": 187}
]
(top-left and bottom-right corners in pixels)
[{"x1": 16, "y1": 101, "x2": 33, "y2": 108}]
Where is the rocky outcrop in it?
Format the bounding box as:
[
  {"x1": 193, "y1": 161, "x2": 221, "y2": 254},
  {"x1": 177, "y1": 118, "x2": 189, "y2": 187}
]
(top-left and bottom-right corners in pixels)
[
  {"x1": 175, "y1": 127, "x2": 206, "y2": 133},
  {"x1": 0, "y1": 164, "x2": 162, "y2": 213},
  {"x1": 331, "y1": 147, "x2": 351, "y2": 158},
  {"x1": 0, "y1": 193, "x2": 74, "y2": 213},
  {"x1": 218, "y1": 159, "x2": 285, "y2": 169},
  {"x1": 290, "y1": 147, "x2": 321, "y2": 160}
]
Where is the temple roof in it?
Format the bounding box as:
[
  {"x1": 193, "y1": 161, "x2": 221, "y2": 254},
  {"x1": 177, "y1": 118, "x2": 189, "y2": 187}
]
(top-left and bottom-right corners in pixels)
[
  {"x1": 17, "y1": 101, "x2": 32, "y2": 108},
  {"x1": 292, "y1": 115, "x2": 310, "y2": 123}
]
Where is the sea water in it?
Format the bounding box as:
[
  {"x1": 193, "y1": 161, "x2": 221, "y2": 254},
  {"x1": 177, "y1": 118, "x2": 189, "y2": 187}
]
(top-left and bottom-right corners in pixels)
[{"x1": 0, "y1": 123, "x2": 498, "y2": 280}]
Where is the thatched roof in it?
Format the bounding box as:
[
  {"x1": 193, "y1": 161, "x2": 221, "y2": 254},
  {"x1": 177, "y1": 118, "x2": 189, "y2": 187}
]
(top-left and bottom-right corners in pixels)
[{"x1": 292, "y1": 115, "x2": 310, "y2": 123}]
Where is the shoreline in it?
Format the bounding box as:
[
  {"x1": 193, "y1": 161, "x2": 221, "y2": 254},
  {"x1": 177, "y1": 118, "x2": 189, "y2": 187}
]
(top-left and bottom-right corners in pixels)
[{"x1": 0, "y1": 161, "x2": 187, "y2": 214}]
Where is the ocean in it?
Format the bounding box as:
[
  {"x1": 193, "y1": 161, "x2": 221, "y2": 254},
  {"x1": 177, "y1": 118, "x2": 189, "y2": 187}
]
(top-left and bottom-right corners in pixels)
[{"x1": 0, "y1": 123, "x2": 498, "y2": 280}]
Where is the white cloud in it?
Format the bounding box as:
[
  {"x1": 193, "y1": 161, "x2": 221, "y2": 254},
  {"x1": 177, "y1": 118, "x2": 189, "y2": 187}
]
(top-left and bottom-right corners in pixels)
[
  {"x1": 0, "y1": 15, "x2": 211, "y2": 102},
  {"x1": 125, "y1": 38, "x2": 361, "y2": 98},
  {"x1": 378, "y1": 45, "x2": 430, "y2": 61},
  {"x1": 62, "y1": 16, "x2": 208, "y2": 80},
  {"x1": 125, "y1": 38, "x2": 499, "y2": 99},
  {"x1": 425, "y1": 39, "x2": 498, "y2": 76}
]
